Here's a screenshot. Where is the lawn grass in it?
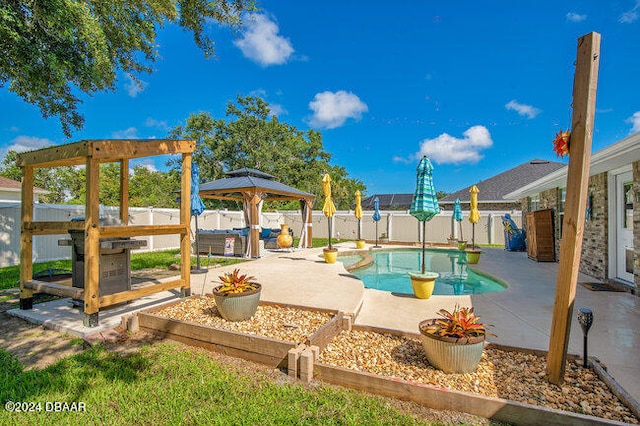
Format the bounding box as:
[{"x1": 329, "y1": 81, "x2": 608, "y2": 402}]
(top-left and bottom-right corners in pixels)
[
  {"x1": 0, "y1": 250, "x2": 246, "y2": 291},
  {"x1": 0, "y1": 343, "x2": 434, "y2": 425}
]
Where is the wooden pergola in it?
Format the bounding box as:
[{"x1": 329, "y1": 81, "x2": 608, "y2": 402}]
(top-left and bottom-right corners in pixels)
[
  {"x1": 198, "y1": 168, "x2": 314, "y2": 258},
  {"x1": 17, "y1": 139, "x2": 195, "y2": 327}
]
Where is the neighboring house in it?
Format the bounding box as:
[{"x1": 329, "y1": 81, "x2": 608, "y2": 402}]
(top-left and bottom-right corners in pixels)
[
  {"x1": 440, "y1": 159, "x2": 566, "y2": 211},
  {"x1": 0, "y1": 176, "x2": 47, "y2": 203},
  {"x1": 505, "y1": 131, "x2": 640, "y2": 294}
]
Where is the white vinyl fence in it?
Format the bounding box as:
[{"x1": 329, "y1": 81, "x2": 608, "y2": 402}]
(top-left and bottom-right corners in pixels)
[{"x1": 0, "y1": 202, "x2": 522, "y2": 268}]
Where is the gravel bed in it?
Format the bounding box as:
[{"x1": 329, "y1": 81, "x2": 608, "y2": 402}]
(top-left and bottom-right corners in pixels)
[
  {"x1": 318, "y1": 329, "x2": 638, "y2": 424},
  {"x1": 152, "y1": 296, "x2": 334, "y2": 344}
]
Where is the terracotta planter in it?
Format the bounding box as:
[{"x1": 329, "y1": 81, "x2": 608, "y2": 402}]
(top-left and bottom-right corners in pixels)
[
  {"x1": 465, "y1": 249, "x2": 482, "y2": 264},
  {"x1": 457, "y1": 240, "x2": 467, "y2": 250},
  {"x1": 408, "y1": 272, "x2": 439, "y2": 299},
  {"x1": 276, "y1": 224, "x2": 293, "y2": 249},
  {"x1": 419, "y1": 319, "x2": 485, "y2": 373},
  {"x1": 212, "y1": 284, "x2": 262, "y2": 321},
  {"x1": 323, "y1": 248, "x2": 338, "y2": 264},
  {"x1": 355, "y1": 240, "x2": 365, "y2": 249}
]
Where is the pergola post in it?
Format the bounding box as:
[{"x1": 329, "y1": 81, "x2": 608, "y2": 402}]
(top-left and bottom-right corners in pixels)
[
  {"x1": 547, "y1": 32, "x2": 600, "y2": 384},
  {"x1": 84, "y1": 156, "x2": 100, "y2": 327},
  {"x1": 180, "y1": 153, "x2": 192, "y2": 297},
  {"x1": 19, "y1": 165, "x2": 34, "y2": 310},
  {"x1": 305, "y1": 198, "x2": 313, "y2": 248},
  {"x1": 120, "y1": 159, "x2": 129, "y2": 224}
]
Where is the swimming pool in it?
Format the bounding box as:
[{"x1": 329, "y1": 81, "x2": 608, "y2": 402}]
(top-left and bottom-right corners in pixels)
[{"x1": 347, "y1": 249, "x2": 506, "y2": 296}]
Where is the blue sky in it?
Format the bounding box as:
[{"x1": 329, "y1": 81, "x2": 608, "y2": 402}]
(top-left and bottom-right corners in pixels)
[{"x1": 1, "y1": 0, "x2": 640, "y2": 195}]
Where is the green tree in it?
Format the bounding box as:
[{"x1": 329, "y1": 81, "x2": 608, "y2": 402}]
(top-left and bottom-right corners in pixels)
[
  {"x1": 169, "y1": 95, "x2": 366, "y2": 210},
  {"x1": 0, "y1": 0, "x2": 256, "y2": 137}
]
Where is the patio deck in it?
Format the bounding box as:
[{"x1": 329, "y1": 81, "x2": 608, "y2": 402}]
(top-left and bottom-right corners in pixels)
[{"x1": 9, "y1": 243, "x2": 640, "y2": 403}]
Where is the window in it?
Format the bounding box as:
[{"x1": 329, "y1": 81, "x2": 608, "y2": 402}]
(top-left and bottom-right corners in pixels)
[
  {"x1": 558, "y1": 187, "x2": 566, "y2": 237},
  {"x1": 529, "y1": 194, "x2": 540, "y2": 212}
]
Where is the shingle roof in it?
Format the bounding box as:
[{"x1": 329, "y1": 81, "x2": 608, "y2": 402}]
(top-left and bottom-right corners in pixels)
[
  {"x1": 361, "y1": 193, "x2": 414, "y2": 210},
  {"x1": 0, "y1": 176, "x2": 47, "y2": 193},
  {"x1": 440, "y1": 159, "x2": 565, "y2": 203}
]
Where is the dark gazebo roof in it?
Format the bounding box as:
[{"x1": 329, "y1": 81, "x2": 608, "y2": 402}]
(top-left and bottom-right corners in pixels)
[{"x1": 199, "y1": 167, "x2": 313, "y2": 201}]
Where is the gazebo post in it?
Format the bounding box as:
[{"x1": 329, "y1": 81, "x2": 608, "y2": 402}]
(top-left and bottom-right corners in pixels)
[
  {"x1": 180, "y1": 153, "x2": 192, "y2": 297},
  {"x1": 19, "y1": 165, "x2": 34, "y2": 310},
  {"x1": 249, "y1": 192, "x2": 261, "y2": 257},
  {"x1": 84, "y1": 156, "x2": 100, "y2": 327},
  {"x1": 547, "y1": 32, "x2": 600, "y2": 384},
  {"x1": 305, "y1": 198, "x2": 313, "y2": 248}
]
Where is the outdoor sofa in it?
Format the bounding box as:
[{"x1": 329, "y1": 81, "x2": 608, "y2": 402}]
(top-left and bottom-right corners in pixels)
[{"x1": 194, "y1": 226, "x2": 294, "y2": 256}]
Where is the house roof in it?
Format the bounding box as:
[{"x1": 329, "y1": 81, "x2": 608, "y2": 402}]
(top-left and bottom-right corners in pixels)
[
  {"x1": 361, "y1": 193, "x2": 414, "y2": 210},
  {"x1": 505, "y1": 132, "x2": 640, "y2": 199},
  {"x1": 199, "y1": 168, "x2": 314, "y2": 201},
  {"x1": 440, "y1": 159, "x2": 565, "y2": 203},
  {"x1": 0, "y1": 176, "x2": 47, "y2": 194}
]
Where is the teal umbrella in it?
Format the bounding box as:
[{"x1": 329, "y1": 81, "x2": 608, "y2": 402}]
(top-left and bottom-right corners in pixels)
[
  {"x1": 410, "y1": 156, "x2": 441, "y2": 274},
  {"x1": 373, "y1": 196, "x2": 381, "y2": 247},
  {"x1": 453, "y1": 198, "x2": 463, "y2": 240}
]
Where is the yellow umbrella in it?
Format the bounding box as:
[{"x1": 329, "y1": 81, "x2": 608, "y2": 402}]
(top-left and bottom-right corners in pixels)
[
  {"x1": 354, "y1": 190, "x2": 363, "y2": 240},
  {"x1": 322, "y1": 174, "x2": 337, "y2": 249},
  {"x1": 469, "y1": 185, "x2": 481, "y2": 249}
]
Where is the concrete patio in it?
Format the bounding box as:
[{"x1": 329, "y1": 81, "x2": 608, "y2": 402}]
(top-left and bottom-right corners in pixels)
[{"x1": 9, "y1": 243, "x2": 640, "y2": 404}]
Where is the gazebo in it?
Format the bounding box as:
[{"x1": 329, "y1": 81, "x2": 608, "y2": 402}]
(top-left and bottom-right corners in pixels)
[{"x1": 198, "y1": 168, "x2": 314, "y2": 257}]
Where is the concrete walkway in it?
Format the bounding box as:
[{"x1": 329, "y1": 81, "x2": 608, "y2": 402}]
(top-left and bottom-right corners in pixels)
[{"x1": 9, "y1": 243, "x2": 640, "y2": 403}]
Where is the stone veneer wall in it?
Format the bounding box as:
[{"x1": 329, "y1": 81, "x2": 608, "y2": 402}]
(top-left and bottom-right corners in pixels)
[{"x1": 519, "y1": 172, "x2": 609, "y2": 282}]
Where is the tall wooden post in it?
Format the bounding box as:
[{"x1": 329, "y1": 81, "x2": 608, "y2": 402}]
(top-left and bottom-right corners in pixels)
[
  {"x1": 180, "y1": 153, "x2": 192, "y2": 297},
  {"x1": 547, "y1": 32, "x2": 601, "y2": 384},
  {"x1": 19, "y1": 166, "x2": 34, "y2": 309},
  {"x1": 249, "y1": 192, "x2": 262, "y2": 258},
  {"x1": 119, "y1": 159, "x2": 129, "y2": 225},
  {"x1": 84, "y1": 156, "x2": 101, "y2": 327}
]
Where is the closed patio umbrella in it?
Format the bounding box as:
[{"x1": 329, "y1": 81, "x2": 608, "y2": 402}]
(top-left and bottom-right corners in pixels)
[
  {"x1": 191, "y1": 162, "x2": 207, "y2": 273},
  {"x1": 410, "y1": 156, "x2": 441, "y2": 274},
  {"x1": 453, "y1": 198, "x2": 463, "y2": 240},
  {"x1": 354, "y1": 190, "x2": 363, "y2": 240},
  {"x1": 372, "y1": 196, "x2": 381, "y2": 247},
  {"x1": 322, "y1": 174, "x2": 337, "y2": 250},
  {"x1": 469, "y1": 185, "x2": 480, "y2": 249}
]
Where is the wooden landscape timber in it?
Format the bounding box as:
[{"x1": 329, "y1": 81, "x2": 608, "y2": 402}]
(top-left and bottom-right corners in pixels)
[
  {"x1": 137, "y1": 298, "x2": 343, "y2": 370},
  {"x1": 17, "y1": 139, "x2": 195, "y2": 327}
]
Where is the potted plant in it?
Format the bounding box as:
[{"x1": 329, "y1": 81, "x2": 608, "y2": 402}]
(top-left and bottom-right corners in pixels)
[
  {"x1": 465, "y1": 247, "x2": 482, "y2": 264},
  {"x1": 418, "y1": 305, "x2": 493, "y2": 374},
  {"x1": 447, "y1": 234, "x2": 457, "y2": 246},
  {"x1": 212, "y1": 269, "x2": 262, "y2": 321},
  {"x1": 457, "y1": 240, "x2": 467, "y2": 250}
]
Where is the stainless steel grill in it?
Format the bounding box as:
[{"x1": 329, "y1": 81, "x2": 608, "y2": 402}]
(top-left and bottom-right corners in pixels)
[{"x1": 58, "y1": 218, "x2": 147, "y2": 304}]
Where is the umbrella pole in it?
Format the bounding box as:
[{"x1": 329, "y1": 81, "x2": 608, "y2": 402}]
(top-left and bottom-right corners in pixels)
[
  {"x1": 195, "y1": 215, "x2": 201, "y2": 269},
  {"x1": 328, "y1": 218, "x2": 332, "y2": 250},
  {"x1": 472, "y1": 223, "x2": 475, "y2": 250},
  {"x1": 422, "y1": 220, "x2": 426, "y2": 274},
  {"x1": 375, "y1": 221, "x2": 379, "y2": 247},
  {"x1": 357, "y1": 218, "x2": 361, "y2": 240}
]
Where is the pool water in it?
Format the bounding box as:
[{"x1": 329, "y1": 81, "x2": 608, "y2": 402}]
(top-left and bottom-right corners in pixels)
[{"x1": 349, "y1": 249, "x2": 506, "y2": 296}]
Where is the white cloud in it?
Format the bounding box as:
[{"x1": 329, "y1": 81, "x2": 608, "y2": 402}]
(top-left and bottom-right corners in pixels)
[
  {"x1": 566, "y1": 12, "x2": 587, "y2": 22},
  {"x1": 505, "y1": 100, "x2": 541, "y2": 119},
  {"x1": 124, "y1": 74, "x2": 147, "y2": 97},
  {"x1": 269, "y1": 103, "x2": 287, "y2": 117},
  {"x1": 112, "y1": 127, "x2": 138, "y2": 139},
  {"x1": 308, "y1": 91, "x2": 368, "y2": 129},
  {"x1": 0, "y1": 135, "x2": 56, "y2": 162},
  {"x1": 145, "y1": 117, "x2": 169, "y2": 131},
  {"x1": 416, "y1": 125, "x2": 493, "y2": 165},
  {"x1": 620, "y1": 1, "x2": 640, "y2": 23},
  {"x1": 627, "y1": 111, "x2": 640, "y2": 134},
  {"x1": 234, "y1": 14, "x2": 294, "y2": 66},
  {"x1": 131, "y1": 159, "x2": 158, "y2": 173}
]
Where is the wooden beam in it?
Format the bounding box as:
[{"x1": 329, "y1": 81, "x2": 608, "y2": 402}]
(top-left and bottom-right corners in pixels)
[
  {"x1": 305, "y1": 198, "x2": 313, "y2": 248},
  {"x1": 88, "y1": 139, "x2": 196, "y2": 161},
  {"x1": 24, "y1": 280, "x2": 84, "y2": 300},
  {"x1": 180, "y1": 153, "x2": 192, "y2": 295},
  {"x1": 19, "y1": 166, "x2": 34, "y2": 303},
  {"x1": 547, "y1": 32, "x2": 601, "y2": 384},
  {"x1": 98, "y1": 224, "x2": 188, "y2": 238},
  {"x1": 16, "y1": 141, "x2": 89, "y2": 168},
  {"x1": 249, "y1": 192, "x2": 262, "y2": 257},
  {"x1": 84, "y1": 157, "x2": 100, "y2": 318},
  {"x1": 24, "y1": 221, "x2": 85, "y2": 235},
  {"x1": 98, "y1": 279, "x2": 185, "y2": 306},
  {"x1": 120, "y1": 159, "x2": 129, "y2": 224}
]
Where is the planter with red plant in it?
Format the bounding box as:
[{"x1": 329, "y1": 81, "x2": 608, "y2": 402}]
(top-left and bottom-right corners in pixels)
[{"x1": 212, "y1": 269, "x2": 262, "y2": 321}]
